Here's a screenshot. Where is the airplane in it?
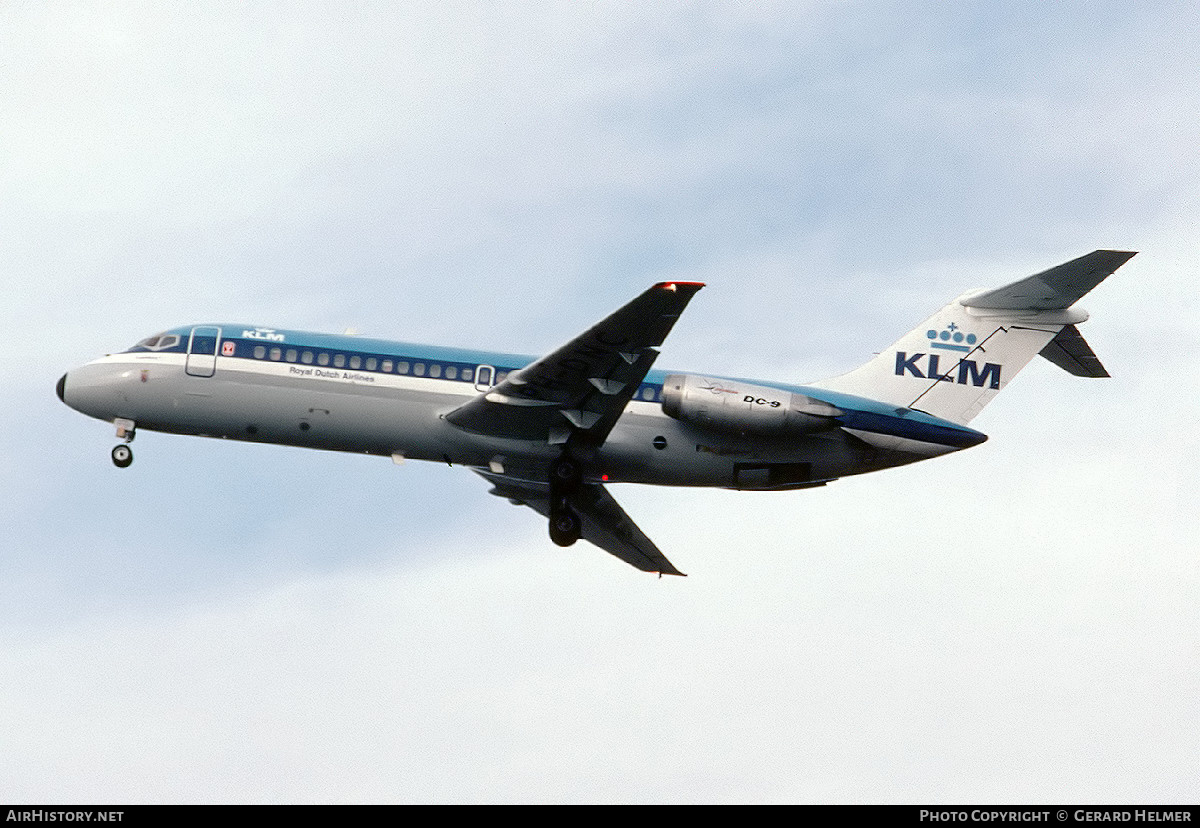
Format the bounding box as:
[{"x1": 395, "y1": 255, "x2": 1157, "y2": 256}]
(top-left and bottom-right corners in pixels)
[{"x1": 57, "y1": 249, "x2": 1135, "y2": 576}]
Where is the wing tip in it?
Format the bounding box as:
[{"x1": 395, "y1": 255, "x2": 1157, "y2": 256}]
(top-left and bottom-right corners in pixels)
[{"x1": 654, "y1": 281, "x2": 706, "y2": 293}]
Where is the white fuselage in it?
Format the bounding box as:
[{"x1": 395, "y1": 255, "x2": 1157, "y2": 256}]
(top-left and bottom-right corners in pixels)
[{"x1": 58, "y1": 326, "x2": 971, "y2": 491}]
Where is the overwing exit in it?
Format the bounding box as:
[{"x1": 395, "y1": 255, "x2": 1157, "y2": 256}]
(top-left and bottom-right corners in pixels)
[{"x1": 57, "y1": 250, "x2": 1136, "y2": 575}]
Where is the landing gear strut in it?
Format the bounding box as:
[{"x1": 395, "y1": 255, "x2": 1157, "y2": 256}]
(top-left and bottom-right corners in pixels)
[
  {"x1": 111, "y1": 417, "x2": 136, "y2": 468},
  {"x1": 548, "y1": 453, "x2": 583, "y2": 546}
]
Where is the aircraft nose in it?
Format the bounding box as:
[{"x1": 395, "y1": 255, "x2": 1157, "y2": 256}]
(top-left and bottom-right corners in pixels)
[{"x1": 56, "y1": 373, "x2": 67, "y2": 404}]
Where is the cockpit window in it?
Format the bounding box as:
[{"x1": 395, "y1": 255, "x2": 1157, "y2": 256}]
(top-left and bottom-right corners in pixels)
[{"x1": 131, "y1": 333, "x2": 181, "y2": 352}]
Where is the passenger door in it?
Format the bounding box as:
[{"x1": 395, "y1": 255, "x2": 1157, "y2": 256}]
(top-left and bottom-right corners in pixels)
[
  {"x1": 185, "y1": 326, "x2": 222, "y2": 377},
  {"x1": 474, "y1": 364, "x2": 495, "y2": 392}
]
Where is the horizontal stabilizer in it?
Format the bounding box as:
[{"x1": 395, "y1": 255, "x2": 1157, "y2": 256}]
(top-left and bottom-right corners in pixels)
[
  {"x1": 1038, "y1": 324, "x2": 1109, "y2": 378},
  {"x1": 963, "y1": 250, "x2": 1136, "y2": 311}
]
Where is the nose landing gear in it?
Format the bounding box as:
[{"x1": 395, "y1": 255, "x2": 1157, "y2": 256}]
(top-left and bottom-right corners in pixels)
[
  {"x1": 111, "y1": 417, "x2": 136, "y2": 468},
  {"x1": 111, "y1": 444, "x2": 133, "y2": 468}
]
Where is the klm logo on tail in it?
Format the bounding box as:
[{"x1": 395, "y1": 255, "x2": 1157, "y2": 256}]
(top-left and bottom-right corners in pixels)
[
  {"x1": 926, "y1": 323, "x2": 976, "y2": 352},
  {"x1": 897, "y1": 348, "x2": 998, "y2": 386},
  {"x1": 893, "y1": 323, "x2": 1001, "y2": 389},
  {"x1": 897, "y1": 350, "x2": 998, "y2": 386},
  {"x1": 895, "y1": 352, "x2": 1001, "y2": 388}
]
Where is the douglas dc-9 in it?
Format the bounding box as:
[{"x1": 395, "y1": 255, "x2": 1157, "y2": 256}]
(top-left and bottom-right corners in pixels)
[{"x1": 58, "y1": 250, "x2": 1135, "y2": 576}]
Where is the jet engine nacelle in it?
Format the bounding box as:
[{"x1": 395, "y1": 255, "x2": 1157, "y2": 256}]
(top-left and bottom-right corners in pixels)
[{"x1": 660, "y1": 374, "x2": 843, "y2": 435}]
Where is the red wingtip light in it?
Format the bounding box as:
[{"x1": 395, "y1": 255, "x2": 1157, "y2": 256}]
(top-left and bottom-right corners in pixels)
[{"x1": 654, "y1": 281, "x2": 706, "y2": 291}]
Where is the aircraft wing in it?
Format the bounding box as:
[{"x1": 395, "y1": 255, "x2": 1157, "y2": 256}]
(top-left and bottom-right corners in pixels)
[
  {"x1": 446, "y1": 282, "x2": 704, "y2": 445},
  {"x1": 476, "y1": 470, "x2": 685, "y2": 576}
]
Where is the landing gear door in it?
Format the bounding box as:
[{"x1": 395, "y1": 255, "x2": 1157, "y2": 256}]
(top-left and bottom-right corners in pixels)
[{"x1": 186, "y1": 326, "x2": 221, "y2": 377}]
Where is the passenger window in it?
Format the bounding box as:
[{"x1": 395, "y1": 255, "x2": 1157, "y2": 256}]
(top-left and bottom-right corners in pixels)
[
  {"x1": 414, "y1": 363, "x2": 425, "y2": 377},
  {"x1": 254, "y1": 346, "x2": 266, "y2": 359},
  {"x1": 285, "y1": 349, "x2": 298, "y2": 363},
  {"x1": 643, "y1": 387, "x2": 656, "y2": 401},
  {"x1": 270, "y1": 347, "x2": 282, "y2": 361},
  {"x1": 334, "y1": 354, "x2": 346, "y2": 368},
  {"x1": 461, "y1": 368, "x2": 473, "y2": 382},
  {"x1": 445, "y1": 366, "x2": 457, "y2": 380},
  {"x1": 349, "y1": 356, "x2": 361, "y2": 369},
  {"x1": 496, "y1": 372, "x2": 509, "y2": 383},
  {"x1": 381, "y1": 360, "x2": 393, "y2": 373},
  {"x1": 366, "y1": 358, "x2": 377, "y2": 371},
  {"x1": 429, "y1": 364, "x2": 442, "y2": 378},
  {"x1": 301, "y1": 351, "x2": 314, "y2": 364},
  {"x1": 397, "y1": 361, "x2": 409, "y2": 374},
  {"x1": 318, "y1": 353, "x2": 329, "y2": 366}
]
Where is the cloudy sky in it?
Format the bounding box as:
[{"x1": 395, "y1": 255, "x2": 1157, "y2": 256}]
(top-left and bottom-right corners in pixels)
[{"x1": 2, "y1": 1, "x2": 1197, "y2": 803}]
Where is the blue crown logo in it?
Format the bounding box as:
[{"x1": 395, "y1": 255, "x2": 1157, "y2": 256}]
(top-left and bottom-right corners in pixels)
[{"x1": 926, "y1": 323, "x2": 976, "y2": 353}]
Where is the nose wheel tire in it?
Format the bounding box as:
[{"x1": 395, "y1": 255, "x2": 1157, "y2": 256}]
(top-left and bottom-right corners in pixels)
[{"x1": 111, "y1": 444, "x2": 133, "y2": 468}]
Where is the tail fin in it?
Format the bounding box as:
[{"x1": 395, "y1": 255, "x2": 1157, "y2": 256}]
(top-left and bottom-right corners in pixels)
[{"x1": 811, "y1": 250, "x2": 1136, "y2": 424}]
